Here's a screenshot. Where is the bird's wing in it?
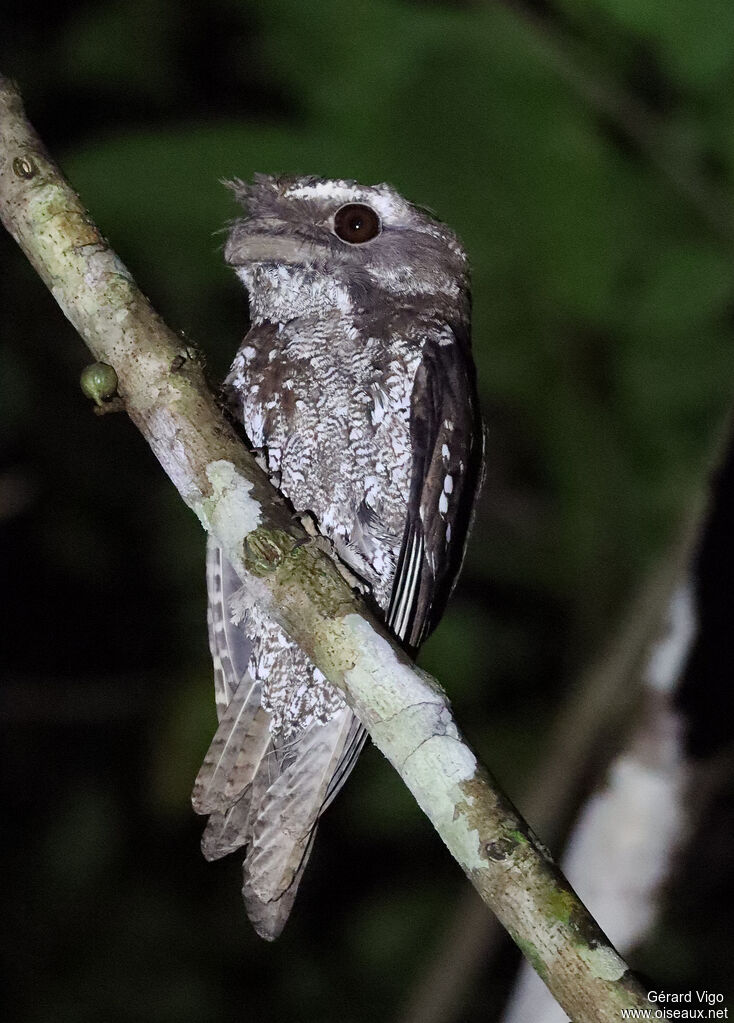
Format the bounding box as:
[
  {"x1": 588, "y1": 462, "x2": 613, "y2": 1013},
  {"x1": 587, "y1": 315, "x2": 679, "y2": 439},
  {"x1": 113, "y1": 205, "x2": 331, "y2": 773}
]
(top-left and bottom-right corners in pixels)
[
  {"x1": 387, "y1": 321, "x2": 483, "y2": 651},
  {"x1": 319, "y1": 324, "x2": 481, "y2": 816}
]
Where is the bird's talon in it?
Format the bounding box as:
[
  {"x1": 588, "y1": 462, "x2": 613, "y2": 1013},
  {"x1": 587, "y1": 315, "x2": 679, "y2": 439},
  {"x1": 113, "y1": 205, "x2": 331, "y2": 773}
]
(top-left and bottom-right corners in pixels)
[{"x1": 291, "y1": 510, "x2": 320, "y2": 538}]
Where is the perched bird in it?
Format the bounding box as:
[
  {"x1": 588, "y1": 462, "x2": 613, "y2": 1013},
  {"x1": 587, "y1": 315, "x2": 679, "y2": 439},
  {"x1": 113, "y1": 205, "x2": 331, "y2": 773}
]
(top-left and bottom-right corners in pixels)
[{"x1": 192, "y1": 175, "x2": 483, "y2": 939}]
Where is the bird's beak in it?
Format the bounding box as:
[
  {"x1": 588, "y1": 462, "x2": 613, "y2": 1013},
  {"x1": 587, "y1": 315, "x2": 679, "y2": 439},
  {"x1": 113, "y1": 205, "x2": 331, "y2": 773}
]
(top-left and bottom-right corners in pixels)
[{"x1": 225, "y1": 221, "x2": 329, "y2": 267}]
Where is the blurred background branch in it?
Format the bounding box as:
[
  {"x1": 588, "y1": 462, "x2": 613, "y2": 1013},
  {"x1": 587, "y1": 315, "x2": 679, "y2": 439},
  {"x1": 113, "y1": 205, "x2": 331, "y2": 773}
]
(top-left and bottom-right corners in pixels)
[{"x1": 499, "y1": 0, "x2": 734, "y2": 242}]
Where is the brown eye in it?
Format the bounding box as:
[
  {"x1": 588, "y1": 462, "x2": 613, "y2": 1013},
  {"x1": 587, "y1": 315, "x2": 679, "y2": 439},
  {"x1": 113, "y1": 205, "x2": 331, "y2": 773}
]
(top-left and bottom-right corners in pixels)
[{"x1": 333, "y1": 203, "x2": 381, "y2": 244}]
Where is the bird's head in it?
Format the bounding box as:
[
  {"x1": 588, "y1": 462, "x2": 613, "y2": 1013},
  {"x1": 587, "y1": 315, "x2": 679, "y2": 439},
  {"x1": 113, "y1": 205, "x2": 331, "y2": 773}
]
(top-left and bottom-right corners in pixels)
[{"x1": 224, "y1": 175, "x2": 468, "y2": 318}]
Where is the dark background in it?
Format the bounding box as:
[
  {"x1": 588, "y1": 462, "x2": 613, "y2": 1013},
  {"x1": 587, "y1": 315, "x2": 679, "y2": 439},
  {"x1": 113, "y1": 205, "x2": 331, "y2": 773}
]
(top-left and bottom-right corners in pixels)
[{"x1": 2, "y1": 1, "x2": 733, "y2": 1020}]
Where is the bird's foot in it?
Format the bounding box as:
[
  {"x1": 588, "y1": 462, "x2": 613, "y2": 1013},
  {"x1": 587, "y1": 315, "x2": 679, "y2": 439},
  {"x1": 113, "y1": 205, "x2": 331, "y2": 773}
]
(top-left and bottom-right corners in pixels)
[{"x1": 291, "y1": 511, "x2": 369, "y2": 594}]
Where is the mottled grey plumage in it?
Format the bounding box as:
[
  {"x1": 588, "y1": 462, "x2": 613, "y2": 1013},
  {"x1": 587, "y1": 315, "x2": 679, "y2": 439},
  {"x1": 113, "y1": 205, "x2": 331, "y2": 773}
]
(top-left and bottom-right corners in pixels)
[{"x1": 192, "y1": 175, "x2": 482, "y2": 939}]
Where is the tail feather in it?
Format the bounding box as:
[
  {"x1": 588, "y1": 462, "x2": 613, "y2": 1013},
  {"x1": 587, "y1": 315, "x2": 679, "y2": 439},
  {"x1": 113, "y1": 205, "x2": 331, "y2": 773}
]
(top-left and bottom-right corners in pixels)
[
  {"x1": 201, "y1": 797, "x2": 250, "y2": 862},
  {"x1": 201, "y1": 808, "x2": 244, "y2": 862},
  {"x1": 198, "y1": 542, "x2": 367, "y2": 939},
  {"x1": 224, "y1": 705, "x2": 272, "y2": 802},
  {"x1": 243, "y1": 826, "x2": 317, "y2": 937},
  {"x1": 245, "y1": 707, "x2": 354, "y2": 905},
  {"x1": 322, "y1": 717, "x2": 368, "y2": 812},
  {"x1": 200, "y1": 738, "x2": 275, "y2": 861},
  {"x1": 206, "y1": 535, "x2": 252, "y2": 719},
  {"x1": 192, "y1": 677, "x2": 268, "y2": 814},
  {"x1": 243, "y1": 830, "x2": 317, "y2": 942}
]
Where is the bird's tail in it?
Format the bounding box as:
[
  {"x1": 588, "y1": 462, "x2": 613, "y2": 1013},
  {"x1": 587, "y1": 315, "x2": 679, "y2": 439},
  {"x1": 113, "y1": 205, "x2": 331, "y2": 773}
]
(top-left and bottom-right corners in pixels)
[
  {"x1": 196, "y1": 537, "x2": 365, "y2": 939},
  {"x1": 193, "y1": 694, "x2": 355, "y2": 939}
]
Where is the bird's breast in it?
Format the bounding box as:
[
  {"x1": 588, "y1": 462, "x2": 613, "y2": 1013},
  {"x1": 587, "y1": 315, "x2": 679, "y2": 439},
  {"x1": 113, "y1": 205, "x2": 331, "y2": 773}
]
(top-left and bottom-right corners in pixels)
[{"x1": 228, "y1": 319, "x2": 423, "y2": 603}]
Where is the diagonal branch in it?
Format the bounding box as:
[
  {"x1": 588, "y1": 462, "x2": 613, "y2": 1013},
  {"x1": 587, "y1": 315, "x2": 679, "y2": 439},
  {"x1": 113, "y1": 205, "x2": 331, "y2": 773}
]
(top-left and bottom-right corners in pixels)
[{"x1": 0, "y1": 74, "x2": 665, "y2": 1023}]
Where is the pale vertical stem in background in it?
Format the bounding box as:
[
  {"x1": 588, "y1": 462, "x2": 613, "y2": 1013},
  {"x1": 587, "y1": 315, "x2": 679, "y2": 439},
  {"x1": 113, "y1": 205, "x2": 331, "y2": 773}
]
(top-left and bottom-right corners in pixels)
[{"x1": 501, "y1": 583, "x2": 696, "y2": 1023}]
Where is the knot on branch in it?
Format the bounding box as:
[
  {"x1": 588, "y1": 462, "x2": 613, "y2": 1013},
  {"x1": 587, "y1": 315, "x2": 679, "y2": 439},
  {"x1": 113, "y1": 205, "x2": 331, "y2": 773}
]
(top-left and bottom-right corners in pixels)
[
  {"x1": 12, "y1": 156, "x2": 37, "y2": 179},
  {"x1": 244, "y1": 527, "x2": 294, "y2": 576}
]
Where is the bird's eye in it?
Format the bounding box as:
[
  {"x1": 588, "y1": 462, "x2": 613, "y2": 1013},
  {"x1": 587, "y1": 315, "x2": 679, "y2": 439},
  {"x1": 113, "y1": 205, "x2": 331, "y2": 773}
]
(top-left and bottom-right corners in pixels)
[{"x1": 333, "y1": 203, "x2": 381, "y2": 244}]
